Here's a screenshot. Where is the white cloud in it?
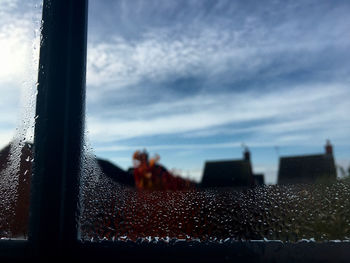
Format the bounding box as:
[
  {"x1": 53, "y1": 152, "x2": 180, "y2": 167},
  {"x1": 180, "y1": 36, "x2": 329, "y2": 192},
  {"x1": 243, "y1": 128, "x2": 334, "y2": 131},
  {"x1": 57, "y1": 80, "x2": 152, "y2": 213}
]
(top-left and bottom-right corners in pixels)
[
  {"x1": 86, "y1": 8, "x2": 350, "y2": 96},
  {"x1": 96, "y1": 142, "x2": 266, "y2": 153},
  {"x1": 86, "y1": 33, "x2": 205, "y2": 93},
  {"x1": 85, "y1": 1, "x2": 350, "y2": 184},
  {"x1": 0, "y1": 1, "x2": 40, "y2": 148},
  {"x1": 0, "y1": 129, "x2": 13, "y2": 149},
  {"x1": 87, "y1": 83, "x2": 350, "y2": 145},
  {"x1": 0, "y1": 0, "x2": 19, "y2": 13},
  {"x1": 0, "y1": 23, "x2": 31, "y2": 86},
  {"x1": 85, "y1": 5, "x2": 350, "y2": 150}
]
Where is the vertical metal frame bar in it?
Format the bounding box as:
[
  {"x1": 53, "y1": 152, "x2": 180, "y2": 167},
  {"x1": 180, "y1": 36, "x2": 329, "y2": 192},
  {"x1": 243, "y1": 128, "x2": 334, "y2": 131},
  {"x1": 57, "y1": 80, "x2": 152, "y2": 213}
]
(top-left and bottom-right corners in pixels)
[{"x1": 28, "y1": 0, "x2": 88, "y2": 258}]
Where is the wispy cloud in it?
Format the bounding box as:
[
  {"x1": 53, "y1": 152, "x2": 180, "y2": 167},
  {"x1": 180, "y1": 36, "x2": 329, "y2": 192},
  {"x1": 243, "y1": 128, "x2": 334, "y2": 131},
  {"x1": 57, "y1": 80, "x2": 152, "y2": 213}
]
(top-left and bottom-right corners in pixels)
[
  {"x1": 87, "y1": 0, "x2": 350, "y2": 93},
  {"x1": 81, "y1": 0, "x2": 350, "y2": 183},
  {"x1": 86, "y1": 1, "x2": 350, "y2": 156},
  {"x1": 87, "y1": 83, "x2": 350, "y2": 145}
]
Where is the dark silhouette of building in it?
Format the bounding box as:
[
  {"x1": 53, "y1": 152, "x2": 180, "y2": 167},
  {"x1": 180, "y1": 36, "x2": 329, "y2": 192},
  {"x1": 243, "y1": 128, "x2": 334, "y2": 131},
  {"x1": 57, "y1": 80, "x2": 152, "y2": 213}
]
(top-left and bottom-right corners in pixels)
[
  {"x1": 201, "y1": 148, "x2": 263, "y2": 188},
  {"x1": 97, "y1": 158, "x2": 134, "y2": 187},
  {"x1": 253, "y1": 173, "x2": 265, "y2": 186},
  {"x1": 277, "y1": 140, "x2": 337, "y2": 184},
  {"x1": 0, "y1": 142, "x2": 32, "y2": 237}
]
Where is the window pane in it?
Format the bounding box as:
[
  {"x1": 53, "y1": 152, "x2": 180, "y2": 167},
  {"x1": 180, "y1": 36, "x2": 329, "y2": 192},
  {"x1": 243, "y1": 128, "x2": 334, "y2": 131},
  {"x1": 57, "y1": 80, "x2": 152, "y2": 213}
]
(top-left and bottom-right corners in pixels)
[
  {"x1": 0, "y1": 0, "x2": 41, "y2": 239},
  {"x1": 80, "y1": 0, "x2": 350, "y2": 242}
]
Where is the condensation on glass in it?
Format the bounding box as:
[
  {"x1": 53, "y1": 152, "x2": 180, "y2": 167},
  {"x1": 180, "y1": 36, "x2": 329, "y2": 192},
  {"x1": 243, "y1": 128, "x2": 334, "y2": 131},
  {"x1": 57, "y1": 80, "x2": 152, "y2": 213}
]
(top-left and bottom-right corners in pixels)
[
  {"x1": 79, "y1": 1, "x2": 350, "y2": 243},
  {"x1": 0, "y1": 0, "x2": 42, "y2": 239},
  {"x1": 80, "y1": 175, "x2": 350, "y2": 242}
]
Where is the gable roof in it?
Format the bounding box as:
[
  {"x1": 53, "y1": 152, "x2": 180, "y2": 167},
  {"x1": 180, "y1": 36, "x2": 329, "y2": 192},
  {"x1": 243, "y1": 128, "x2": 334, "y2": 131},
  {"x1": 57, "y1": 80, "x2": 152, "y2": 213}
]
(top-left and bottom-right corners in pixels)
[
  {"x1": 97, "y1": 158, "x2": 135, "y2": 187},
  {"x1": 278, "y1": 153, "x2": 336, "y2": 184},
  {"x1": 201, "y1": 159, "x2": 254, "y2": 188}
]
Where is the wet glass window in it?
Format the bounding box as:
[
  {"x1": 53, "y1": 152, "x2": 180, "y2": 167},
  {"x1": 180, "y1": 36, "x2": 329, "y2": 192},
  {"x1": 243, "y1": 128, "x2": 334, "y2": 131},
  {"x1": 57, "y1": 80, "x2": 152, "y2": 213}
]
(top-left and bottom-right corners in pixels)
[
  {"x1": 79, "y1": 0, "x2": 350, "y2": 242},
  {"x1": 0, "y1": 0, "x2": 41, "y2": 239}
]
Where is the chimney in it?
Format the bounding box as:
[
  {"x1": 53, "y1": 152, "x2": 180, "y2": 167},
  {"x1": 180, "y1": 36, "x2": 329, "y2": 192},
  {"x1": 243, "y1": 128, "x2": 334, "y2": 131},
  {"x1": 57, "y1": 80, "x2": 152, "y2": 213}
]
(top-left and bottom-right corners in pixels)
[
  {"x1": 325, "y1": 139, "x2": 333, "y2": 155},
  {"x1": 243, "y1": 147, "x2": 250, "y2": 161}
]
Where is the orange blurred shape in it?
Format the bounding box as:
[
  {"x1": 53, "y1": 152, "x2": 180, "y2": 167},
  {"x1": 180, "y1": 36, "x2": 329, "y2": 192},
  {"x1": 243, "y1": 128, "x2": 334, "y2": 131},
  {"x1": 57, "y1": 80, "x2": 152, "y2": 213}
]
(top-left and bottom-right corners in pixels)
[{"x1": 132, "y1": 150, "x2": 194, "y2": 191}]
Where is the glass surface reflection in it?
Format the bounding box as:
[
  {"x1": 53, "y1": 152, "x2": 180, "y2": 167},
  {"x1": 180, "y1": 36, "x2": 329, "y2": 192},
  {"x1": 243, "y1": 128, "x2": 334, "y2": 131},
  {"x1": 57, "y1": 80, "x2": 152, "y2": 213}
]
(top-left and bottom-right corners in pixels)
[
  {"x1": 80, "y1": 0, "x2": 350, "y2": 242},
  {"x1": 0, "y1": 0, "x2": 41, "y2": 239}
]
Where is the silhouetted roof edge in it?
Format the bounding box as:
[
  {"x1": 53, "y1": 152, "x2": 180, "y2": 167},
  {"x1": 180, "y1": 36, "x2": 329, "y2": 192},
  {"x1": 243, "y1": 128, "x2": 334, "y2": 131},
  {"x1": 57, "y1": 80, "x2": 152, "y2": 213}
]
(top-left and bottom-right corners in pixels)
[
  {"x1": 204, "y1": 159, "x2": 250, "y2": 164},
  {"x1": 279, "y1": 153, "x2": 331, "y2": 160}
]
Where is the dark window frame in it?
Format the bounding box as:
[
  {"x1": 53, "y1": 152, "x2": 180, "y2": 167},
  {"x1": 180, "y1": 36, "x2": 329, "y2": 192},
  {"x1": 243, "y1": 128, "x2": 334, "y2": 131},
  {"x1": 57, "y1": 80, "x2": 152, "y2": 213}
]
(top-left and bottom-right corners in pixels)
[{"x1": 1, "y1": 0, "x2": 350, "y2": 262}]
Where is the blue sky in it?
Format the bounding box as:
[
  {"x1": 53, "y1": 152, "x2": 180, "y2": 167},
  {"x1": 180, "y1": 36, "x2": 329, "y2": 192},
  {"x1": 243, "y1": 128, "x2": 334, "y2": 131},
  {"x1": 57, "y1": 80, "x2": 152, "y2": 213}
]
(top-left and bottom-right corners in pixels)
[
  {"x1": 0, "y1": 0, "x2": 349, "y2": 184},
  {"x1": 85, "y1": 0, "x2": 350, "y2": 184}
]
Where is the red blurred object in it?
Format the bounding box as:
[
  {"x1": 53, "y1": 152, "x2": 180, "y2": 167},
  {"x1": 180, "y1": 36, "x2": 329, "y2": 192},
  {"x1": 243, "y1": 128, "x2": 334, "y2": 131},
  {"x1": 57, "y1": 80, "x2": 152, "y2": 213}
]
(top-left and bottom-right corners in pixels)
[{"x1": 132, "y1": 150, "x2": 194, "y2": 191}]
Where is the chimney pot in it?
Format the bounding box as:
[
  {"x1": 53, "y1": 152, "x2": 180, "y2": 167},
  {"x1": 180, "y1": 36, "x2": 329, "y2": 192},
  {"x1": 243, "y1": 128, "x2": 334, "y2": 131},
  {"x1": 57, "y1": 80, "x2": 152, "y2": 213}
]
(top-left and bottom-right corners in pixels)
[
  {"x1": 325, "y1": 139, "x2": 333, "y2": 155},
  {"x1": 244, "y1": 148, "x2": 250, "y2": 161}
]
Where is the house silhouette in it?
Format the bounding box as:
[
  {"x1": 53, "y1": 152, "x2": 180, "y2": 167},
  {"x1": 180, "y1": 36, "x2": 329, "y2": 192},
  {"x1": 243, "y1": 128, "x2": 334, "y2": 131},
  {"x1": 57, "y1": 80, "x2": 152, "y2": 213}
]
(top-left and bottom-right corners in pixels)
[
  {"x1": 0, "y1": 142, "x2": 32, "y2": 237},
  {"x1": 277, "y1": 140, "x2": 337, "y2": 184},
  {"x1": 200, "y1": 148, "x2": 264, "y2": 188},
  {"x1": 98, "y1": 158, "x2": 134, "y2": 187}
]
